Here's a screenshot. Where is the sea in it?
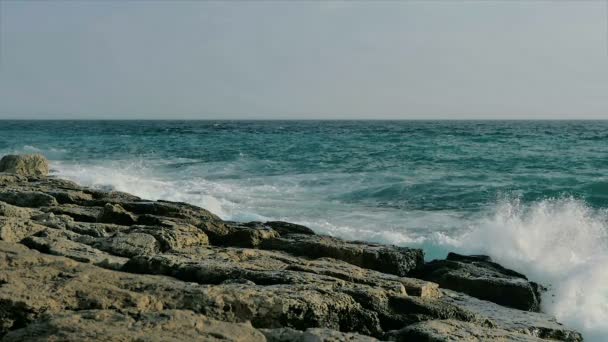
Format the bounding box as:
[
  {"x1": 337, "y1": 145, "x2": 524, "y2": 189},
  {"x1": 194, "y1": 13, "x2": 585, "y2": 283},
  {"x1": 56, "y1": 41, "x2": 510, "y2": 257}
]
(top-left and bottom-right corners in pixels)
[{"x1": 1, "y1": 120, "x2": 607, "y2": 340}]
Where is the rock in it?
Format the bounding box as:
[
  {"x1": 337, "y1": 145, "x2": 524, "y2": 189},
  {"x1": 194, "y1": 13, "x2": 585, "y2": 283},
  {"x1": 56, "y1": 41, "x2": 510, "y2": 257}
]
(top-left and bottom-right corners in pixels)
[
  {"x1": 439, "y1": 290, "x2": 582, "y2": 341},
  {"x1": 0, "y1": 173, "x2": 26, "y2": 185},
  {"x1": 0, "y1": 218, "x2": 46, "y2": 242},
  {"x1": 88, "y1": 232, "x2": 160, "y2": 257},
  {"x1": 263, "y1": 327, "x2": 379, "y2": 341},
  {"x1": 221, "y1": 223, "x2": 280, "y2": 248},
  {"x1": 414, "y1": 253, "x2": 542, "y2": 311},
  {"x1": 3, "y1": 310, "x2": 267, "y2": 342},
  {"x1": 22, "y1": 229, "x2": 129, "y2": 270},
  {"x1": 45, "y1": 190, "x2": 93, "y2": 205},
  {"x1": 30, "y1": 212, "x2": 74, "y2": 229},
  {"x1": 120, "y1": 201, "x2": 232, "y2": 245},
  {"x1": 0, "y1": 201, "x2": 33, "y2": 219},
  {"x1": 64, "y1": 222, "x2": 127, "y2": 238},
  {"x1": 0, "y1": 154, "x2": 49, "y2": 177},
  {"x1": 127, "y1": 223, "x2": 209, "y2": 251},
  {"x1": 386, "y1": 319, "x2": 546, "y2": 342},
  {"x1": 264, "y1": 221, "x2": 316, "y2": 236},
  {"x1": 43, "y1": 205, "x2": 101, "y2": 223},
  {"x1": 0, "y1": 191, "x2": 57, "y2": 207},
  {"x1": 98, "y1": 203, "x2": 137, "y2": 225},
  {"x1": 86, "y1": 189, "x2": 142, "y2": 203},
  {"x1": 284, "y1": 258, "x2": 440, "y2": 299},
  {"x1": 0, "y1": 241, "x2": 383, "y2": 336},
  {"x1": 260, "y1": 234, "x2": 424, "y2": 277}
]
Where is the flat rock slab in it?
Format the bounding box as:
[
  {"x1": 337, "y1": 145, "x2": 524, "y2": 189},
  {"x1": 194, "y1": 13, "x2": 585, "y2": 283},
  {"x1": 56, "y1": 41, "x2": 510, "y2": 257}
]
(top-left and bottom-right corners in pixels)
[
  {"x1": 3, "y1": 310, "x2": 266, "y2": 342},
  {"x1": 415, "y1": 253, "x2": 542, "y2": 311},
  {"x1": 387, "y1": 319, "x2": 547, "y2": 342},
  {"x1": 260, "y1": 234, "x2": 424, "y2": 277}
]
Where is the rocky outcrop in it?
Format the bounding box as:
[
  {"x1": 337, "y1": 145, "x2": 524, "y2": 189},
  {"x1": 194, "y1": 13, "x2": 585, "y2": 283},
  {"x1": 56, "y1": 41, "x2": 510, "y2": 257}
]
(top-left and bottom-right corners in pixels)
[
  {"x1": 414, "y1": 253, "x2": 542, "y2": 311},
  {"x1": 3, "y1": 310, "x2": 267, "y2": 342},
  {"x1": 0, "y1": 155, "x2": 583, "y2": 341},
  {"x1": 0, "y1": 154, "x2": 49, "y2": 177},
  {"x1": 260, "y1": 234, "x2": 424, "y2": 277}
]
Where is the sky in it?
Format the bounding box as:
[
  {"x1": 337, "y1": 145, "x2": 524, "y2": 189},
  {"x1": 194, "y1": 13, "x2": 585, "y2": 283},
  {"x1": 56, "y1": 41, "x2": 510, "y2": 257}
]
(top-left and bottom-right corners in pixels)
[{"x1": 0, "y1": 0, "x2": 607, "y2": 120}]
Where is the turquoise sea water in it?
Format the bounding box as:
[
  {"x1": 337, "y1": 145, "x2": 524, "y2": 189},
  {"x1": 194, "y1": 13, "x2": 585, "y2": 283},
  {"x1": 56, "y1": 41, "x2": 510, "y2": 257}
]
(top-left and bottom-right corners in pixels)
[{"x1": 1, "y1": 120, "x2": 608, "y2": 340}]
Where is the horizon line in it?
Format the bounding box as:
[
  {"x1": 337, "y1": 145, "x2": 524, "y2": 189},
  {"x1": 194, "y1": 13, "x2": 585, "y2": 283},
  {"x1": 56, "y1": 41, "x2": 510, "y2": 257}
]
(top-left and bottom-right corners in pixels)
[{"x1": 1, "y1": 118, "x2": 608, "y2": 121}]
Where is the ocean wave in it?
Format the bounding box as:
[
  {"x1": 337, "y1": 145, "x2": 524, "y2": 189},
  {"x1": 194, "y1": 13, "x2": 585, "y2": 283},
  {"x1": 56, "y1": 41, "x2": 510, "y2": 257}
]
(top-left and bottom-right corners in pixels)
[{"x1": 443, "y1": 196, "x2": 608, "y2": 341}]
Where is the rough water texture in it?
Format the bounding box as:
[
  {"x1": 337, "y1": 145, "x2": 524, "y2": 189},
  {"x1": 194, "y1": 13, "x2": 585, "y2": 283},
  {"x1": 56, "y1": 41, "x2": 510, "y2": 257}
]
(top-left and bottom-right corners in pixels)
[
  {"x1": 0, "y1": 120, "x2": 607, "y2": 340},
  {"x1": 0, "y1": 154, "x2": 583, "y2": 341}
]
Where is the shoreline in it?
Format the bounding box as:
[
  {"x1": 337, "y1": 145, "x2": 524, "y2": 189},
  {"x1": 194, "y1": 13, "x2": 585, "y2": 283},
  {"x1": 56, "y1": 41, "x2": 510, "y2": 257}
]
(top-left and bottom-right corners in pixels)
[{"x1": 0, "y1": 154, "x2": 583, "y2": 341}]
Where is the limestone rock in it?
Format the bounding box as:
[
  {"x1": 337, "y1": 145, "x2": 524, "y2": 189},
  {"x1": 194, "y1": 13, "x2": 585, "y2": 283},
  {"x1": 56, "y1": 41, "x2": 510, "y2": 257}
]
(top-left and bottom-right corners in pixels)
[
  {"x1": 22, "y1": 229, "x2": 129, "y2": 270},
  {"x1": 89, "y1": 232, "x2": 160, "y2": 257},
  {"x1": 263, "y1": 327, "x2": 379, "y2": 341},
  {"x1": 0, "y1": 154, "x2": 49, "y2": 177},
  {"x1": 439, "y1": 290, "x2": 582, "y2": 341},
  {"x1": 414, "y1": 253, "x2": 542, "y2": 311},
  {"x1": 0, "y1": 173, "x2": 26, "y2": 185},
  {"x1": 3, "y1": 310, "x2": 267, "y2": 342},
  {"x1": 127, "y1": 223, "x2": 209, "y2": 251},
  {"x1": 265, "y1": 221, "x2": 316, "y2": 236},
  {"x1": 0, "y1": 191, "x2": 57, "y2": 208},
  {"x1": 386, "y1": 319, "x2": 546, "y2": 341},
  {"x1": 44, "y1": 205, "x2": 101, "y2": 223},
  {"x1": 260, "y1": 234, "x2": 424, "y2": 277},
  {"x1": 0, "y1": 201, "x2": 33, "y2": 219},
  {"x1": 98, "y1": 203, "x2": 137, "y2": 225},
  {"x1": 0, "y1": 218, "x2": 46, "y2": 242}
]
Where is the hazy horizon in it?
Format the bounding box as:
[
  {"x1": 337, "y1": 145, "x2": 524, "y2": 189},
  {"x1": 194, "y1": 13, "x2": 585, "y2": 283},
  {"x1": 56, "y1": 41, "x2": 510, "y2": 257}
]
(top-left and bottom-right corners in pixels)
[{"x1": 1, "y1": 1, "x2": 607, "y2": 120}]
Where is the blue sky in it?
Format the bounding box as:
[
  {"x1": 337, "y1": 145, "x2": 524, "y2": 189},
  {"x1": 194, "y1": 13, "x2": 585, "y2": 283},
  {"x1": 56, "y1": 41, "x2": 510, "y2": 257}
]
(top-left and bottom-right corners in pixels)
[{"x1": 0, "y1": 1, "x2": 607, "y2": 119}]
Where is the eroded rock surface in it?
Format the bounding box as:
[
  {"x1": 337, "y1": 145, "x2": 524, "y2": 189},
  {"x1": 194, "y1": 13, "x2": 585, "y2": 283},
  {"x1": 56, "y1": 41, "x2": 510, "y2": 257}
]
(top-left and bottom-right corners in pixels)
[
  {"x1": 0, "y1": 154, "x2": 49, "y2": 177},
  {"x1": 0, "y1": 155, "x2": 583, "y2": 341},
  {"x1": 414, "y1": 253, "x2": 542, "y2": 311}
]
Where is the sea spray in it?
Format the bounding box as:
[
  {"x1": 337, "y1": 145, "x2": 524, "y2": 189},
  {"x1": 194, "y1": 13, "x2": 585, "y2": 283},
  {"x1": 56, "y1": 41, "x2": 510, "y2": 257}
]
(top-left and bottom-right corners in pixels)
[{"x1": 446, "y1": 196, "x2": 608, "y2": 341}]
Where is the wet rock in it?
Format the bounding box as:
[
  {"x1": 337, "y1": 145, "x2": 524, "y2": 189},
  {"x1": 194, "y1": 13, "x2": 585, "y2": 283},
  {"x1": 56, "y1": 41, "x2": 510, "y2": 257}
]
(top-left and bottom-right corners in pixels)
[
  {"x1": 263, "y1": 327, "x2": 379, "y2": 341},
  {"x1": 0, "y1": 154, "x2": 49, "y2": 177},
  {"x1": 260, "y1": 234, "x2": 424, "y2": 277},
  {"x1": 98, "y1": 203, "x2": 137, "y2": 225},
  {"x1": 3, "y1": 310, "x2": 267, "y2": 342},
  {"x1": 87, "y1": 190, "x2": 142, "y2": 203},
  {"x1": 0, "y1": 218, "x2": 46, "y2": 242},
  {"x1": 386, "y1": 319, "x2": 546, "y2": 342},
  {"x1": 264, "y1": 221, "x2": 316, "y2": 236},
  {"x1": 415, "y1": 253, "x2": 542, "y2": 311},
  {"x1": 0, "y1": 191, "x2": 57, "y2": 208},
  {"x1": 439, "y1": 290, "x2": 582, "y2": 341}
]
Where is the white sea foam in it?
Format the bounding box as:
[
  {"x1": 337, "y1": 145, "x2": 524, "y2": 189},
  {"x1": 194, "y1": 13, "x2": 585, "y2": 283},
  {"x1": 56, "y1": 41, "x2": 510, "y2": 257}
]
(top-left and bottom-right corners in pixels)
[
  {"x1": 53, "y1": 161, "x2": 608, "y2": 341},
  {"x1": 440, "y1": 197, "x2": 608, "y2": 341}
]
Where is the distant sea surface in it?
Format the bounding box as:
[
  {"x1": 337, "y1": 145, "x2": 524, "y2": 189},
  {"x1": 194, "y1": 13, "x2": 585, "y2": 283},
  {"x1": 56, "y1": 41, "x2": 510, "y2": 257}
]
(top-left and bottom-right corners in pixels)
[{"x1": 1, "y1": 120, "x2": 608, "y2": 340}]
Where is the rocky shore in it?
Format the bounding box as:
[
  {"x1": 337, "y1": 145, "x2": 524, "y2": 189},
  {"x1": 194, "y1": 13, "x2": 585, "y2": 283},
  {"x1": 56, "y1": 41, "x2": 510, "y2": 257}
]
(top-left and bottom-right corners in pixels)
[{"x1": 0, "y1": 154, "x2": 582, "y2": 341}]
